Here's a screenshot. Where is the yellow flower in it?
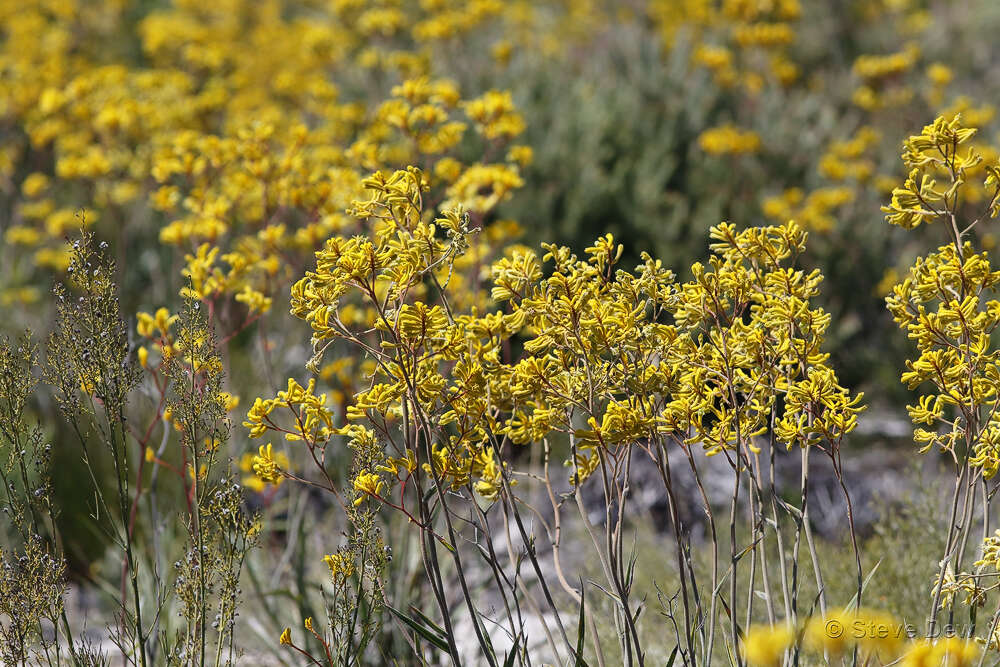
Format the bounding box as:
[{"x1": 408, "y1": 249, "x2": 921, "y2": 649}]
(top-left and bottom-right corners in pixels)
[
  {"x1": 21, "y1": 173, "x2": 49, "y2": 198},
  {"x1": 352, "y1": 471, "x2": 385, "y2": 505},
  {"x1": 218, "y1": 391, "x2": 240, "y2": 412},
  {"x1": 506, "y1": 145, "x2": 533, "y2": 167},
  {"x1": 251, "y1": 444, "x2": 285, "y2": 486},
  {"x1": 697, "y1": 124, "x2": 761, "y2": 155},
  {"x1": 927, "y1": 62, "x2": 954, "y2": 87},
  {"x1": 899, "y1": 638, "x2": 979, "y2": 667},
  {"x1": 234, "y1": 286, "x2": 272, "y2": 314},
  {"x1": 34, "y1": 246, "x2": 73, "y2": 272},
  {"x1": 137, "y1": 307, "x2": 177, "y2": 339},
  {"x1": 742, "y1": 624, "x2": 793, "y2": 667},
  {"x1": 854, "y1": 609, "x2": 906, "y2": 660},
  {"x1": 323, "y1": 553, "x2": 356, "y2": 578},
  {"x1": 4, "y1": 226, "x2": 42, "y2": 246},
  {"x1": 491, "y1": 40, "x2": 512, "y2": 65},
  {"x1": 462, "y1": 90, "x2": 525, "y2": 140},
  {"x1": 853, "y1": 45, "x2": 919, "y2": 80},
  {"x1": 804, "y1": 610, "x2": 853, "y2": 656}
]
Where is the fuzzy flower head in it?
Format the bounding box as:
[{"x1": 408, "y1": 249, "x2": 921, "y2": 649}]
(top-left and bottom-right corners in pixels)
[{"x1": 742, "y1": 624, "x2": 793, "y2": 666}]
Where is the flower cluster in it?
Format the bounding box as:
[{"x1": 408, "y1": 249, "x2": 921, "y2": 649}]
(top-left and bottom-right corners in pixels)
[
  {"x1": 885, "y1": 116, "x2": 1000, "y2": 473},
  {"x1": 884, "y1": 115, "x2": 1000, "y2": 644},
  {"x1": 698, "y1": 123, "x2": 762, "y2": 155},
  {"x1": 1, "y1": 0, "x2": 540, "y2": 354},
  {"x1": 743, "y1": 611, "x2": 980, "y2": 667},
  {"x1": 263, "y1": 163, "x2": 863, "y2": 496}
]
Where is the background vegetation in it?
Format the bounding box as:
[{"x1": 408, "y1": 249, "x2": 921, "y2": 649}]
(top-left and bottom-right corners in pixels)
[{"x1": 3, "y1": 0, "x2": 1000, "y2": 665}]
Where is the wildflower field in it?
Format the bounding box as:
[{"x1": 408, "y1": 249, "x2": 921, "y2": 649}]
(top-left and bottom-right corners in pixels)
[{"x1": 6, "y1": 0, "x2": 1000, "y2": 665}]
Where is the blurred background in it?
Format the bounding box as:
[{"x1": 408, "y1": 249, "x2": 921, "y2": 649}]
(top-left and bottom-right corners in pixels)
[{"x1": 3, "y1": 0, "x2": 1000, "y2": 659}]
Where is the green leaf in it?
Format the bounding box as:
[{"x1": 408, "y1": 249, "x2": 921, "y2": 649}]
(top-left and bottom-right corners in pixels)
[
  {"x1": 385, "y1": 603, "x2": 450, "y2": 653},
  {"x1": 574, "y1": 586, "x2": 591, "y2": 667},
  {"x1": 409, "y1": 605, "x2": 450, "y2": 638},
  {"x1": 845, "y1": 559, "x2": 882, "y2": 612},
  {"x1": 503, "y1": 632, "x2": 522, "y2": 667}
]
